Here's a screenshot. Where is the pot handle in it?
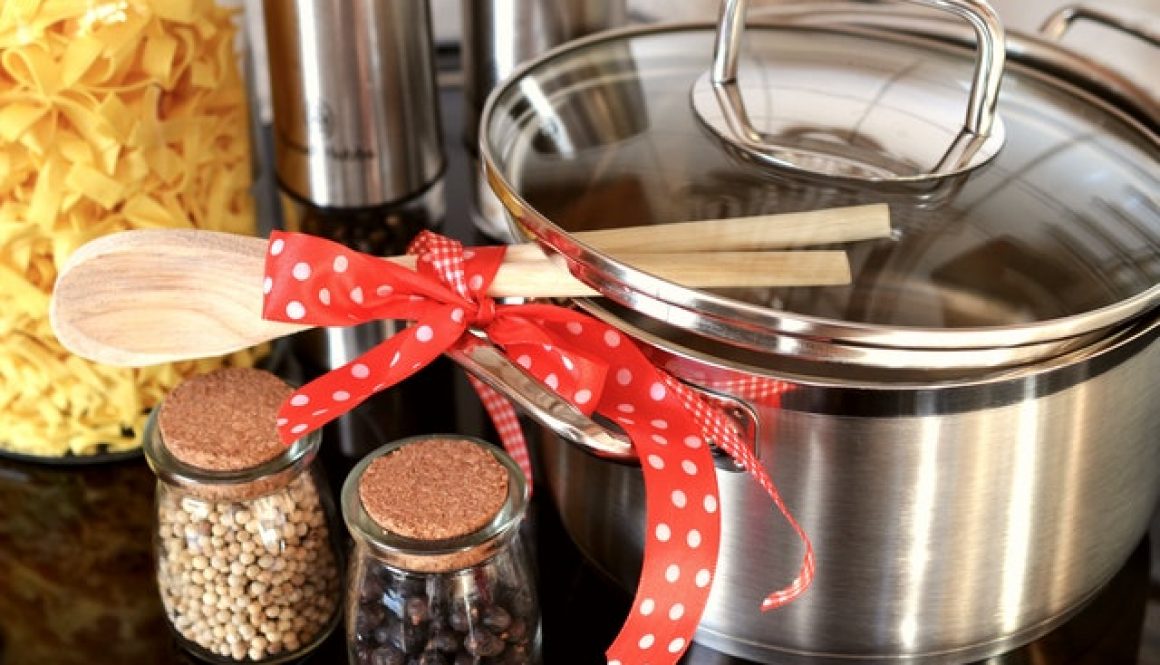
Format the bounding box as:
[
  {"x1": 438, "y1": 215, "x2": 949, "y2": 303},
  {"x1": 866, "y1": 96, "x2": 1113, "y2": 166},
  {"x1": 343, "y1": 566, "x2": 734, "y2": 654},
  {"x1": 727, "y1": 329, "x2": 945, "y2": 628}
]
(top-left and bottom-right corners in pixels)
[
  {"x1": 446, "y1": 333, "x2": 637, "y2": 462},
  {"x1": 694, "y1": 0, "x2": 1008, "y2": 182},
  {"x1": 1039, "y1": 5, "x2": 1160, "y2": 47},
  {"x1": 448, "y1": 333, "x2": 765, "y2": 471}
]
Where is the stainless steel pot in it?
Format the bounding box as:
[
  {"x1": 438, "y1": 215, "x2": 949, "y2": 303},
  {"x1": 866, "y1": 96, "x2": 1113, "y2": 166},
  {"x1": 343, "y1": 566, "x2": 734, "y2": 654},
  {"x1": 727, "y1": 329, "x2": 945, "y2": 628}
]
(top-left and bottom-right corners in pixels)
[
  {"x1": 538, "y1": 315, "x2": 1160, "y2": 663},
  {"x1": 467, "y1": 1, "x2": 1160, "y2": 662}
]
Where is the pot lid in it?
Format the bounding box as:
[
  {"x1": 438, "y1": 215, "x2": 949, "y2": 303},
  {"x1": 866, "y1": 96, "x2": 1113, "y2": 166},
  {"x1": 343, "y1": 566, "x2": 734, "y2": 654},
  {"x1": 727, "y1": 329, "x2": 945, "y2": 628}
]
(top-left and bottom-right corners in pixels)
[{"x1": 480, "y1": 6, "x2": 1160, "y2": 370}]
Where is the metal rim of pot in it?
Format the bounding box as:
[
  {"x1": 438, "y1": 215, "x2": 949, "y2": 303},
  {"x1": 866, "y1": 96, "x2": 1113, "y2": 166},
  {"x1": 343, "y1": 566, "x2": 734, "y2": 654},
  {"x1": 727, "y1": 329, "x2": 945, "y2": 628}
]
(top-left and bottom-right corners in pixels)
[{"x1": 477, "y1": 0, "x2": 1160, "y2": 374}]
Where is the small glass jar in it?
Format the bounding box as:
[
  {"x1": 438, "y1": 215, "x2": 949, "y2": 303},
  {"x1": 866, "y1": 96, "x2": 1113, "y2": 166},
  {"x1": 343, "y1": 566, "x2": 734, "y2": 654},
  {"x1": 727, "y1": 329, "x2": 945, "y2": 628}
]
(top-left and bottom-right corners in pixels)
[
  {"x1": 144, "y1": 368, "x2": 343, "y2": 663},
  {"x1": 342, "y1": 435, "x2": 540, "y2": 665}
]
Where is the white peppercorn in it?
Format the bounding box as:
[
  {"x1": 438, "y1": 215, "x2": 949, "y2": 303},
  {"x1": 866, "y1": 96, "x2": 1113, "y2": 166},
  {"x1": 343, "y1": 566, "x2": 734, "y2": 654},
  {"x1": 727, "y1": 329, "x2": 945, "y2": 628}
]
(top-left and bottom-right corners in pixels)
[
  {"x1": 157, "y1": 472, "x2": 341, "y2": 661},
  {"x1": 146, "y1": 368, "x2": 343, "y2": 662}
]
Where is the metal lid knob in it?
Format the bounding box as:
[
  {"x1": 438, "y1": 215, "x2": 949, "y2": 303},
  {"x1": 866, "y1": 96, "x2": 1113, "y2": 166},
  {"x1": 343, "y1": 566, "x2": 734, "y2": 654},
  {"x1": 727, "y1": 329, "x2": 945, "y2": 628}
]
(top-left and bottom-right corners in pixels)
[{"x1": 692, "y1": 0, "x2": 1008, "y2": 183}]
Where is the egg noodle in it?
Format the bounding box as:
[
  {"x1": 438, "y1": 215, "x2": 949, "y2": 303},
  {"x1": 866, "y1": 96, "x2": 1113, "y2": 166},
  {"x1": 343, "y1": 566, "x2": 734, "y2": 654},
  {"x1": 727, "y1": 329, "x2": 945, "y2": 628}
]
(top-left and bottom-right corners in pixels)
[{"x1": 0, "y1": 0, "x2": 263, "y2": 457}]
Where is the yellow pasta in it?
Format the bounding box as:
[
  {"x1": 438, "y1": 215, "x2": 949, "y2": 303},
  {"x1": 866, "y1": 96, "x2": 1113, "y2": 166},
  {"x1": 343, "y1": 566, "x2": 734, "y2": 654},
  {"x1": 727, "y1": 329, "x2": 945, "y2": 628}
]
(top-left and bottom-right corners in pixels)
[{"x1": 0, "y1": 0, "x2": 262, "y2": 457}]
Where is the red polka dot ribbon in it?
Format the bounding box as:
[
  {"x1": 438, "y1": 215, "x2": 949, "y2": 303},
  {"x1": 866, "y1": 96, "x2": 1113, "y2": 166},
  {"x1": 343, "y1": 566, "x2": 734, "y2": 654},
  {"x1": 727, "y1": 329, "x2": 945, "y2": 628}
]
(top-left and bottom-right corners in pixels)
[{"x1": 261, "y1": 230, "x2": 814, "y2": 662}]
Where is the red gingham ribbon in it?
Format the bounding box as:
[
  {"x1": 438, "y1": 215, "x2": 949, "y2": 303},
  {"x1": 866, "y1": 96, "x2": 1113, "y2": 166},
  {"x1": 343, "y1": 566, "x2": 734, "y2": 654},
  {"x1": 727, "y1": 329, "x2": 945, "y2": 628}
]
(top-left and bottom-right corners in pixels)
[
  {"x1": 261, "y1": 230, "x2": 814, "y2": 662},
  {"x1": 465, "y1": 373, "x2": 534, "y2": 485}
]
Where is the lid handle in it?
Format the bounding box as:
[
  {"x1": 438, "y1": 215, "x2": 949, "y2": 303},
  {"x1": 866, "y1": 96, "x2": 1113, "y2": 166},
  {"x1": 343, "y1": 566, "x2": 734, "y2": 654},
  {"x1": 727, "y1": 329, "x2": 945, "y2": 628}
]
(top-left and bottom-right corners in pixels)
[
  {"x1": 695, "y1": 0, "x2": 1009, "y2": 182},
  {"x1": 1040, "y1": 5, "x2": 1160, "y2": 48}
]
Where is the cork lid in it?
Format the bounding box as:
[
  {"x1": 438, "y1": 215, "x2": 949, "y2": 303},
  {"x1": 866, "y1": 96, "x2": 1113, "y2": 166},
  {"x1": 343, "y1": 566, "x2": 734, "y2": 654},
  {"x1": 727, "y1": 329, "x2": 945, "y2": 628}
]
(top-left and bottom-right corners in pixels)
[
  {"x1": 358, "y1": 438, "x2": 509, "y2": 541},
  {"x1": 158, "y1": 367, "x2": 293, "y2": 472}
]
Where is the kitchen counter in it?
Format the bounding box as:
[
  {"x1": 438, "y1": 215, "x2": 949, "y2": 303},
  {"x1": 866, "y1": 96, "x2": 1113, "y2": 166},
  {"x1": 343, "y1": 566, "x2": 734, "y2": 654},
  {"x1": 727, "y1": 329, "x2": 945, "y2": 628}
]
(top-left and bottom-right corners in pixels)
[
  {"x1": 1, "y1": 70, "x2": 1157, "y2": 665},
  {"x1": 0, "y1": 438, "x2": 1157, "y2": 665}
]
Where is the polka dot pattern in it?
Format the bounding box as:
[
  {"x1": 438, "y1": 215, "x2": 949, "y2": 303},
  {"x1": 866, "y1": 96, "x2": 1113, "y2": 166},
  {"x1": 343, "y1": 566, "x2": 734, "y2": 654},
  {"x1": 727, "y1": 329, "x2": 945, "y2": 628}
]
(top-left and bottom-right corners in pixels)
[
  {"x1": 261, "y1": 231, "x2": 503, "y2": 442},
  {"x1": 687, "y1": 529, "x2": 702, "y2": 549},
  {"x1": 662, "y1": 373, "x2": 815, "y2": 612},
  {"x1": 592, "y1": 317, "x2": 719, "y2": 665},
  {"x1": 640, "y1": 599, "x2": 655, "y2": 616},
  {"x1": 260, "y1": 231, "x2": 812, "y2": 665}
]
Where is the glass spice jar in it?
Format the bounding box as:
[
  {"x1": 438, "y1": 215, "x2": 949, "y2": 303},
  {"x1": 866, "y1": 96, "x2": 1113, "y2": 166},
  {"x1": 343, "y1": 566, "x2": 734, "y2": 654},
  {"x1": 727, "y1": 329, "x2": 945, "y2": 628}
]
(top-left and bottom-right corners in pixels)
[
  {"x1": 143, "y1": 368, "x2": 343, "y2": 663},
  {"x1": 342, "y1": 435, "x2": 540, "y2": 665}
]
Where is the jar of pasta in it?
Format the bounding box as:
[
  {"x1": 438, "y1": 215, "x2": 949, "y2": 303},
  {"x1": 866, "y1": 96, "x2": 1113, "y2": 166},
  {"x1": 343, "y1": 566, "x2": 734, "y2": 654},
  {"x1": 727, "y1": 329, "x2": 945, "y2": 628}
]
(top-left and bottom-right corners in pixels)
[
  {"x1": 342, "y1": 435, "x2": 541, "y2": 665},
  {"x1": 145, "y1": 367, "x2": 342, "y2": 663},
  {"x1": 0, "y1": 0, "x2": 262, "y2": 459}
]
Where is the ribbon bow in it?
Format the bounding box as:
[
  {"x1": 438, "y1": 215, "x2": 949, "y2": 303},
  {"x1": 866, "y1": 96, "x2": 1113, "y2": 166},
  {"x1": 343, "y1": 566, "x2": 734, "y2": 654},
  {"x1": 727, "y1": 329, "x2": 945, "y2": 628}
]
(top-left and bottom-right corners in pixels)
[{"x1": 262, "y1": 230, "x2": 814, "y2": 663}]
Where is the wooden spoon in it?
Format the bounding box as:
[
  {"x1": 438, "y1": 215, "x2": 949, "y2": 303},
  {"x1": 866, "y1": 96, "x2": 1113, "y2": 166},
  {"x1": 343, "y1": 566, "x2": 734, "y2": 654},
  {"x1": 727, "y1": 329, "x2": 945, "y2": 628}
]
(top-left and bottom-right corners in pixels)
[{"x1": 50, "y1": 230, "x2": 857, "y2": 367}]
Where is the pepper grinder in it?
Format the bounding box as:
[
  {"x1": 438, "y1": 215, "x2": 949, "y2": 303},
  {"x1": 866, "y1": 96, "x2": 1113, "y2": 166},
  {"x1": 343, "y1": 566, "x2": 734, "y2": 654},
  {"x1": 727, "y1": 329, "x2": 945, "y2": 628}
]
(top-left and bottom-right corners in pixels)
[{"x1": 263, "y1": 0, "x2": 453, "y2": 462}]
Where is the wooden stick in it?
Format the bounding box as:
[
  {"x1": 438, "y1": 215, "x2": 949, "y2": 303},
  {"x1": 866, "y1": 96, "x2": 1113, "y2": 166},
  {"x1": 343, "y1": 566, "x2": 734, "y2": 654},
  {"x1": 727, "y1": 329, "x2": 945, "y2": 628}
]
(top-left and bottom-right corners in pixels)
[
  {"x1": 502, "y1": 203, "x2": 890, "y2": 261},
  {"x1": 386, "y1": 250, "x2": 850, "y2": 297}
]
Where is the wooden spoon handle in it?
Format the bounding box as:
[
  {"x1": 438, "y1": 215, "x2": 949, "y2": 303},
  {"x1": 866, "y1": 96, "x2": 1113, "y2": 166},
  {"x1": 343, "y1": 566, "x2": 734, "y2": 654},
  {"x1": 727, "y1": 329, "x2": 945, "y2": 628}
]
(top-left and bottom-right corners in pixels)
[{"x1": 50, "y1": 229, "x2": 851, "y2": 367}]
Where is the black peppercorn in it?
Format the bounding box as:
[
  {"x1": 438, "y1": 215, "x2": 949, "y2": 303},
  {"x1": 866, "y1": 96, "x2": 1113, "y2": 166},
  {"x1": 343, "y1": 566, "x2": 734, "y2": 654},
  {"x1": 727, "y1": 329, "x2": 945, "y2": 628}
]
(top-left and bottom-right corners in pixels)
[
  {"x1": 428, "y1": 629, "x2": 459, "y2": 653},
  {"x1": 369, "y1": 644, "x2": 406, "y2": 665},
  {"x1": 362, "y1": 574, "x2": 385, "y2": 601},
  {"x1": 405, "y1": 596, "x2": 430, "y2": 625},
  {"x1": 372, "y1": 622, "x2": 396, "y2": 647},
  {"x1": 396, "y1": 620, "x2": 430, "y2": 653},
  {"x1": 508, "y1": 591, "x2": 534, "y2": 617},
  {"x1": 357, "y1": 605, "x2": 387, "y2": 635},
  {"x1": 447, "y1": 607, "x2": 471, "y2": 633},
  {"x1": 499, "y1": 644, "x2": 531, "y2": 665},
  {"x1": 345, "y1": 438, "x2": 539, "y2": 663},
  {"x1": 503, "y1": 618, "x2": 527, "y2": 643},
  {"x1": 418, "y1": 649, "x2": 448, "y2": 665},
  {"x1": 463, "y1": 631, "x2": 505, "y2": 658},
  {"x1": 481, "y1": 605, "x2": 511, "y2": 632}
]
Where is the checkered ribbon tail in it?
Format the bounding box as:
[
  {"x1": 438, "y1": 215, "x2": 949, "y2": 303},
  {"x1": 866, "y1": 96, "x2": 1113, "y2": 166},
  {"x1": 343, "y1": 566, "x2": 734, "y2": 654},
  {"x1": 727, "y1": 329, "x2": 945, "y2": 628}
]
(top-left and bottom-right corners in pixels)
[
  {"x1": 663, "y1": 374, "x2": 816, "y2": 610},
  {"x1": 467, "y1": 374, "x2": 534, "y2": 489}
]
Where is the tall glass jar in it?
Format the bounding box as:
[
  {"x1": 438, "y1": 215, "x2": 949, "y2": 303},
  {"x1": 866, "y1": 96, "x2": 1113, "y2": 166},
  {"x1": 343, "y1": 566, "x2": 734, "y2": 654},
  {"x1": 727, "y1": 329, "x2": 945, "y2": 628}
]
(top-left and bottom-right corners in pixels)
[
  {"x1": 0, "y1": 0, "x2": 264, "y2": 460},
  {"x1": 343, "y1": 435, "x2": 540, "y2": 665},
  {"x1": 144, "y1": 368, "x2": 342, "y2": 663}
]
